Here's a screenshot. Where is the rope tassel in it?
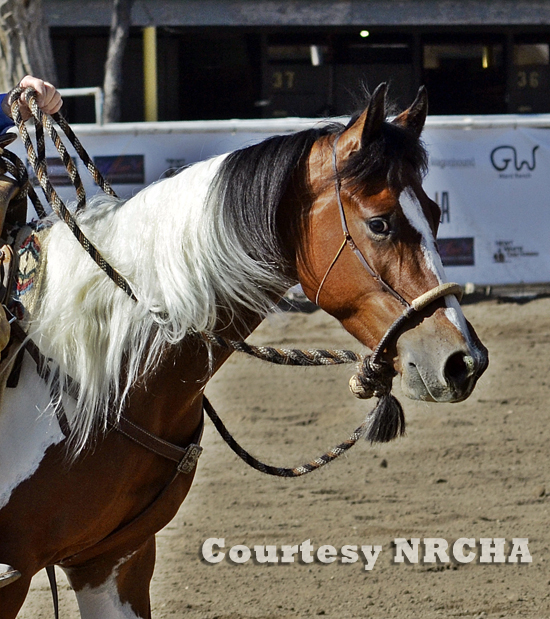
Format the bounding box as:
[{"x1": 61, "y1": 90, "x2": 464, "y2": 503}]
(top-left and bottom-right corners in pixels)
[{"x1": 364, "y1": 393, "x2": 406, "y2": 443}]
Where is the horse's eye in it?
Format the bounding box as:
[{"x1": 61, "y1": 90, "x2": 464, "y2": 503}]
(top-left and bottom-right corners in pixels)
[{"x1": 367, "y1": 217, "x2": 390, "y2": 237}]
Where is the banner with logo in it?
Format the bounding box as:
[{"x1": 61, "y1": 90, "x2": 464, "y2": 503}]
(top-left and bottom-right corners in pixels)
[
  {"x1": 8, "y1": 119, "x2": 550, "y2": 286},
  {"x1": 423, "y1": 126, "x2": 548, "y2": 285}
]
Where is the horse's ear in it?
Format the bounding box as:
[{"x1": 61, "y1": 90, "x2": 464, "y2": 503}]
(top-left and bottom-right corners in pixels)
[
  {"x1": 393, "y1": 86, "x2": 428, "y2": 138},
  {"x1": 337, "y1": 83, "x2": 388, "y2": 157},
  {"x1": 361, "y1": 83, "x2": 388, "y2": 146}
]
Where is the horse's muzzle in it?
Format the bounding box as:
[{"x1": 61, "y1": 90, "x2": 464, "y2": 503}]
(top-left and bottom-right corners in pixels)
[{"x1": 396, "y1": 317, "x2": 489, "y2": 403}]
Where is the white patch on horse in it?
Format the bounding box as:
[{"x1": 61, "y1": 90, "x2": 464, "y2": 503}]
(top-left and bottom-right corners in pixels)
[
  {"x1": 68, "y1": 555, "x2": 142, "y2": 619},
  {"x1": 399, "y1": 189, "x2": 446, "y2": 283},
  {"x1": 72, "y1": 574, "x2": 141, "y2": 619},
  {"x1": 0, "y1": 355, "x2": 65, "y2": 509},
  {"x1": 443, "y1": 295, "x2": 472, "y2": 341},
  {"x1": 399, "y1": 189, "x2": 473, "y2": 342}
]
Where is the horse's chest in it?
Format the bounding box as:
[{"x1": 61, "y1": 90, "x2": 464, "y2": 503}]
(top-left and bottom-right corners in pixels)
[{"x1": 0, "y1": 356, "x2": 65, "y2": 510}]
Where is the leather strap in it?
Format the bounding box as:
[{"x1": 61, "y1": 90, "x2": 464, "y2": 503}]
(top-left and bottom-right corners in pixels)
[
  {"x1": 322, "y1": 133, "x2": 410, "y2": 307},
  {"x1": 112, "y1": 414, "x2": 204, "y2": 474},
  {"x1": 45, "y1": 565, "x2": 59, "y2": 619},
  {"x1": 10, "y1": 321, "x2": 204, "y2": 590}
]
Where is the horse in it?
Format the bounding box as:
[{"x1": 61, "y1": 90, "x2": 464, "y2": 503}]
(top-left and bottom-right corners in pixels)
[{"x1": 0, "y1": 83, "x2": 488, "y2": 618}]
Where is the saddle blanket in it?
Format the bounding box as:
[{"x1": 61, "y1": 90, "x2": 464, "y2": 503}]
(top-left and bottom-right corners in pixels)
[
  {"x1": 0, "y1": 224, "x2": 52, "y2": 400},
  {"x1": 11, "y1": 223, "x2": 52, "y2": 323}
]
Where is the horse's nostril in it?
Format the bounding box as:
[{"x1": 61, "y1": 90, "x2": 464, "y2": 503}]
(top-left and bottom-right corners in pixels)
[{"x1": 444, "y1": 352, "x2": 475, "y2": 386}]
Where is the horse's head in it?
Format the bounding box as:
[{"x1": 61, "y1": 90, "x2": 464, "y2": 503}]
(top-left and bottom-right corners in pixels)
[{"x1": 297, "y1": 84, "x2": 488, "y2": 403}]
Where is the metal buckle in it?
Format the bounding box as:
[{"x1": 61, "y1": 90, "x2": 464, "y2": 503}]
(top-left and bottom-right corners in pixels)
[{"x1": 177, "y1": 443, "x2": 203, "y2": 474}]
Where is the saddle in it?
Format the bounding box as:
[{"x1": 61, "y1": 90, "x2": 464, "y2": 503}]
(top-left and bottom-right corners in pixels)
[{"x1": 0, "y1": 132, "x2": 29, "y2": 353}]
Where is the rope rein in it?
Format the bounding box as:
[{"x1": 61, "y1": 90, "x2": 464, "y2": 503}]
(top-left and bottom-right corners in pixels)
[
  {"x1": 203, "y1": 397, "x2": 368, "y2": 477},
  {"x1": 8, "y1": 87, "x2": 137, "y2": 300},
  {"x1": 5, "y1": 89, "x2": 463, "y2": 477},
  {"x1": 200, "y1": 331, "x2": 361, "y2": 366}
]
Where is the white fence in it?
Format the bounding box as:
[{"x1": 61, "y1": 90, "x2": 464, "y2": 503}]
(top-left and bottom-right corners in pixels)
[{"x1": 8, "y1": 114, "x2": 550, "y2": 286}]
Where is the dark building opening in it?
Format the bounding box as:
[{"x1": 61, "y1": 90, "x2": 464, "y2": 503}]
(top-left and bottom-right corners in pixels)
[{"x1": 50, "y1": 26, "x2": 550, "y2": 122}]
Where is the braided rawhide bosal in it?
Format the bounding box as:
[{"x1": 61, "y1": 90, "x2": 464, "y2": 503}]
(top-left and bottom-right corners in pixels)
[
  {"x1": 347, "y1": 282, "x2": 463, "y2": 442},
  {"x1": 8, "y1": 87, "x2": 136, "y2": 300},
  {"x1": 5, "y1": 92, "x2": 464, "y2": 476}
]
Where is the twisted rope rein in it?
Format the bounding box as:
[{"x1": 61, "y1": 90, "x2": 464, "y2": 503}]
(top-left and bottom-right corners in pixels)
[
  {"x1": 200, "y1": 334, "x2": 374, "y2": 477},
  {"x1": 201, "y1": 331, "x2": 361, "y2": 366},
  {"x1": 4, "y1": 90, "x2": 458, "y2": 477},
  {"x1": 203, "y1": 397, "x2": 369, "y2": 477},
  {"x1": 0, "y1": 139, "x2": 46, "y2": 218}
]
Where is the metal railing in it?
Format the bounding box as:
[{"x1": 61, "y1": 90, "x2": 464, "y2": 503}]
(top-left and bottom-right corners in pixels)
[{"x1": 57, "y1": 87, "x2": 104, "y2": 124}]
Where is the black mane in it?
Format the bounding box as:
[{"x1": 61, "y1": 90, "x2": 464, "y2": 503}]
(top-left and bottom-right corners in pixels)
[
  {"x1": 210, "y1": 102, "x2": 428, "y2": 276},
  {"x1": 210, "y1": 124, "x2": 340, "y2": 276}
]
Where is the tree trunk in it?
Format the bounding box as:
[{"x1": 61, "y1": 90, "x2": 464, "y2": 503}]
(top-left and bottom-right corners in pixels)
[
  {"x1": 0, "y1": 0, "x2": 57, "y2": 92},
  {"x1": 103, "y1": 0, "x2": 134, "y2": 123}
]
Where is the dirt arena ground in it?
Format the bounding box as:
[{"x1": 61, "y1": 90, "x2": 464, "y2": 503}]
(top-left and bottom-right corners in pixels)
[{"x1": 17, "y1": 295, "x2": 550, "y2": 618}]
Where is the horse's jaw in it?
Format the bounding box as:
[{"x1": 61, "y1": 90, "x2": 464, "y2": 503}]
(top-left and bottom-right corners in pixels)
[{"x1": 395, "y1": 310, "x2": 488, "y2": 403}]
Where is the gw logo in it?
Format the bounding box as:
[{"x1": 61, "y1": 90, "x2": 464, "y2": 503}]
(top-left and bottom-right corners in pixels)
[{"x1": 490, "y1": 145, "x2": 539, "y2": 172}]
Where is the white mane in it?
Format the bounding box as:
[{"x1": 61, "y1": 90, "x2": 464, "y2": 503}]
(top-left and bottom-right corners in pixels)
[{"x1": 30, "y1": 154, "x2": 288, "y2": 450}]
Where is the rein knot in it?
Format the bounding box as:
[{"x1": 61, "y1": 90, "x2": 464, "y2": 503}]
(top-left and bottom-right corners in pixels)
[
  {"x1": 348, "y1": 356, "x2": 395, "y2": 399},
  {"x1": 349, "y1": 356, "x2": 406, "y2": 443}
]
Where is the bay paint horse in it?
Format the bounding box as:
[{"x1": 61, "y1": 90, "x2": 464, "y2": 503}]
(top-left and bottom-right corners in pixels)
[{"x1": 0, "y1": 84, "x2": 487, "y2": 618}]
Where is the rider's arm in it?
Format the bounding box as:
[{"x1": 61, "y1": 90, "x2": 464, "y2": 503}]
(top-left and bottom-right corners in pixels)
[{"x1": 0, "y1": 96, "x2": 14, "y2": 134}]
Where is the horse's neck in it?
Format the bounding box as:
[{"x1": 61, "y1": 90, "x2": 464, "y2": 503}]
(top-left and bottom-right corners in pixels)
[
  {"x1": 123, "y1": 313, "x2": 263, "y2": 443},
  {"x1": 9, "y1": 148, "x2": 292, "y2": 457}
]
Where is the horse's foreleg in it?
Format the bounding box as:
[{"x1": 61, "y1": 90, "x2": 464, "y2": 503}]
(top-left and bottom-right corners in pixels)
[
  {"x1": 64, "y1": 536, "x2": 156, "y2": 619},
  {"x1": 0, "y1": 574, "x2": 31, "y2": 619}
]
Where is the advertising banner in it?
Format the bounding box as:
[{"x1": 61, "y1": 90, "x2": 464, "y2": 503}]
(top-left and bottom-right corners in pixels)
[
  {"x1": 8, "y1": 117, "x2": 550, "y2": 285},
  {"x1": 423, "y1": 125, "x2": 550, "y2": 285}
]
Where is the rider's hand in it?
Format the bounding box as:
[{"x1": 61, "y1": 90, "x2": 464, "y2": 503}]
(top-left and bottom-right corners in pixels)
[{"x1": 4, "y1": 75, "x2": 63, "y2": 121}]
